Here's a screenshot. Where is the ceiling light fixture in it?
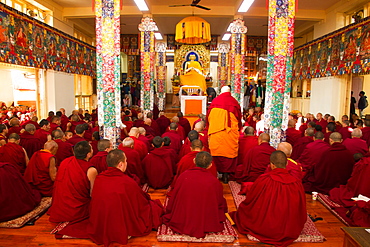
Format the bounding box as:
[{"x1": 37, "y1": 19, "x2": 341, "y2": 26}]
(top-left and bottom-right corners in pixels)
[
  {"x1": 134, "y1": 0, "x2": 149, "y2": 11},
  {"x1": 154, "y1": 32, "x2": 163, "y2": 40},
  {"x1": 238, "y1": 0, "x2": 254, "y2": 12},
  {"x1": 222, "y1": 33, "x2": 231, "y2": 41}
]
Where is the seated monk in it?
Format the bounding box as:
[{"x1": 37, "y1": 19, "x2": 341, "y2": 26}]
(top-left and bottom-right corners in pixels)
[
  {"x1": 162, "y1": 123, "x2": 183, "y2": 154},
  {"x1": 291, "y1": 127, "x2": 314, "y2": 160},
  {"x1": 118, "y1": 137, "x2": 145, "y2": 184},
  {"x1": 162, "y1": 136, "x2": 179, "y2": 169},
  {"x1": 303, "y1": 132, "x2": 354, "y2": 194},
  {"x1": 67, "y1": 124, "x2": 86, "y2": 146},
  {"x1": 143, "y1": 118, "x2": 157, "y2": 140},
  {"x1": 146, "y1": 112, "x2": 160, "y2": 136},
  {"x1": 64, "y1": 130, "x2": 73, "y2": 141},
  {"x1": 0, "y1": 123, "x2": 8, "y2": 146},
  {"x1": 20, "y1": 124, "x2": 43, "y2": 160},
  {"x1": 342, "y1": 128, "x2": 368, "y2": 156},
  {"x1": 298, "y1": 131, "x2": 330, "y2": 175},
  {"x1": 133, "y1": 113, "x2": 145, "y2": 128},
  {"x1": 128, "y1": 127, "x2": 148, "y2": 160},
  {"x1": 52, "y1": 129, "x2": 73, "y2": 167},
  {"x1": 349, "y1": 200, "x2": 370, "y2": 227},
  {"x1": 235, "y1": 133, "x2": 275, "y2": 183},
  {"x1": 66, "y1": 114, "x2": 84, "y2": 134},
  {"x1": 56, "y1": 149, "x2": 164, "y2": 245},
  {"x1": 324, "y1": 122, "x2": 336, "y2": 143},
  {"x1": 90, "y1": 131, "x2": 99, "y2": 156},
  {"x1": 265, "y1": 142, "x2": 303, "y2": 181},
  {"x1": 49, "y1": 141, "x2": 98, "y2": 223},
  {"x1": 163, "y1": 151, "x2": 227, "y2": 238},
  {"x1": 238, "y1": 126, "x2": 258, "y2": 165},
  {"x1": 24, "y1": 141, "x2": 58, "y2": 197},
  {"x1": 142, "y1": 136, "x2": 174, "y2": 189},
  {"x1": 50, "y1": 116, "x2": 62, "y2": 132},
  {"x1": 0, "y1": 133, "x2": 28, "y2": 174},
  {"x1": 286, "y1": 119, "x2": 302, "y2": 146},
  {"x1": 0, "y1": 162, "x2": 41, "y2": 222},
  {"x1": 178, "y1": 130, "x2": 199, "y2": 160},
  {"x1": 156, "y1": 111, "x2": 171, "y2": 135},
  {"x1": 231, "y1": 151, "x2": 306, "y2": 247},
  {"x1": 89, "y1": 139, "x2": 112, "y2": 174},
  {"x1": 168, "y1": 116, "x2": 186, "y2": 141},
  {"x1": 7, "y1": 118, "x2": 23, "y2": 137},
  {"x1": 329, "y1": 151, "x2": 370, "y2": 207},
  {"x1": 194, "y1": 121, "x2": 209, "y2": 151},
  {"x1": 177, "y1": 111, "x2": 191, "y2": 137},
  {"x1": 34, "y1": 119, "x2": 51, "y2": 145},
  {"x1": 338, "y1": 120, "x2": 351, "y2": 140},
  {"x1": 138, "y1": 127, "x2": 151, "y2": 151}
]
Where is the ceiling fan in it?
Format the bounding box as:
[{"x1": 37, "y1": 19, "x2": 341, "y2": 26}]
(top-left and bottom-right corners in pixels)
[{"x1": 169, "y1": 0, "x2": 211, "y2": 11}]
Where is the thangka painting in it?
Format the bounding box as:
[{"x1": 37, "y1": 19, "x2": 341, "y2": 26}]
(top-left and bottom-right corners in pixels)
[
  {"x1": 0, "y1": 2, "x2": 96, "y2": 77},
  {"x1": 293, "y1": 16, "x2": 370, "y2": 79}
]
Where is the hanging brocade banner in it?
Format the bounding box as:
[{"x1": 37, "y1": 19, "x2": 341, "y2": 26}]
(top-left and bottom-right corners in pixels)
[
  {"x1": 217, "y1": 42, "x2": 229, "y2": 89},
  {"x1": 264, "y1": 0, "x2": 295, "y2": 148},
  {"x1": 139, "y1": 16, "x2": 156, "y2": 112},
  {"x1": 96, "y1": 0, "x2": 121, "y2": 146},
  {"x1": 155, "y1": 42, "x2": 167, "y2": 111},
  {"x1": 229, "y1": 18, "x2": 247, "y2": 110}
]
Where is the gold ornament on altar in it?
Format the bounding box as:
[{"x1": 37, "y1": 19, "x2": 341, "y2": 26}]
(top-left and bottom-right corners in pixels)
[{"x1": 175, "y1": 16, "x2": 211, "y2": 44}]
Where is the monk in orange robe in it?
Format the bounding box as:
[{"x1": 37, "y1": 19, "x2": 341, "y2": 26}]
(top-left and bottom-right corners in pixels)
[
  {"x1": 89, "y1": 139, "x2": 112, "y2": 174},
  {"x1": 20, "y1": 124, "x2": 43, "y2": 160},
  {"x1": 238, "y1": 126, "x2": 258, "y2": 165},
  {"x1": 0, "y1": 133, "x2": 28, "y2": 174},
  {"x1": 164, "y1": 151, "x2": 227, "y2": 238},
  {"x1": 49, "y1": 141, "x2": 98, "y2": 223},
  {"x1": 208, "y1": 86, "x2": 242, "y2": 183},
  {"x1": 231, "y1": 151, "x2": 306, "y2": 247},
  {"x1": 24, "y1": 141, "x2": 58, "y2": 197}
]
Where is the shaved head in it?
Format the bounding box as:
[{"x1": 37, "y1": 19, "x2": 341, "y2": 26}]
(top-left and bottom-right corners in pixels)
[
  {"x1": 52, "y1": 129, "x2": 64, "y2": 139},
  {"x1": 270, "y1": 150, "x2": 287, "y2": 169},
  {"x1": 171, "y1": 116, "x2": 179, "y2": 123},
  {"x1": 44, "y1": 140, "x2": 58, "y2": 153},
  {"x1": 122, "y1": 137, "x2": 134, "y2": 147},
  {"x1": 144, "y1": 118, "x2": 151, "y2": 126},
  {"x1": 169, "y1": 123, "x2": 178, "y2": 130},
  {"x1": 25, "y1": 124, "x2": 36, "y2": 133},
  {"x1": 128, "y1": 127, "x2": 139, "y2": 137},
  {"x1": 258, "y1": 133, "x2": 270, "y2": 144},
  {"x1": 288, "y1": 119, "x2": 296, "y2": 128},
  {"x1": 329, "y1": 132, "x2": 342, "y2": 143},
  {"x1": 191, "y1": 139, "x2": 203, "y2": 151},
  {"x1": 277, "y1": 142, "x2": 292, "y2": 157},
  {"x1": 352, "y1": 128, "x2": 362, "y2": 138},
  {"x1": 194, "y1": 121, "x2": 205, "y2": 132},
  {"x1": 244, "y1": 126, "x2": 255, "y2": 136},
  {"x1": 138, "y1": 127, "x2": 146, "y2": 135},
  {"x1": 8, "y1": 133, "x2": 20, "y2": 141},
  {"x1": 305, "y1": 128, "x2": 315, "y2": 137}
]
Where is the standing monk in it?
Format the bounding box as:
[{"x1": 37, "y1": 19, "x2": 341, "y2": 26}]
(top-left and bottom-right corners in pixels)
[
  {"x1": 208, "y1": 86, "x2": 242, "y2": 183},
  {"x1": 49, "y1": 141, "x2": 98, "y2": 223}
]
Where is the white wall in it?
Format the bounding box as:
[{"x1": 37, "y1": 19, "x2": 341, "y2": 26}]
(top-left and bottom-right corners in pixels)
[
  {"x1": 0, "y1": 70, "x2": 14, "y2": 106},
  {"x1": 310, "y1": 76, "x2": 348, "y2": 119},
  {"x1": 210, "y1": 61, "x2": 218, "y2": 87},
  {"x1": 166, "y1": 62, "x2": 174, "y2": 93}
]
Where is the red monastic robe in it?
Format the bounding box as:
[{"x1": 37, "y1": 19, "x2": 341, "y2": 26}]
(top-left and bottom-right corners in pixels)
[
  {"x1": 67, "y1": 135, "x2": 86, "y2": 146},
  {"x1": 265, "y1": 158, "x2": 303, "y2": 181},
  {"x1": 118, "y1": 145, "x2": 145, "y2": 184},
  {"x1": 198, "y1": 130, "x2": 209, "y2": 150},
  {"x1": 350, "y1": 201, "x2": 370, "y2": 227},
  {"x1": 60, "y1": 115, "x2": 69, "y2": 132},
  {"x1": 342, "y1": 138, "x2": 368, "y2": 156},
  {"x1": 130, "y1": 136, "x2": 148, "y2": 160},
  {"x1": 166, "y1": 125, "x2": 186, "y2": 141},
  {"x1": 69, "y1": 120, "x2": 85, "y2": 134},
  {"x1": 231, "y1": 168, "x2": 306, "y2": 247},
  {"x1": 24, "y1": 150, "x2": 55, "y2": 197},
  {"x1": 235, "y1": 142, "x2": 275, "y2": 183},
  {"x1": 290, "y1": 136, "x2": 314, "y2": 160},
  {"x1": 50, "y1": 123, "x2": 60, "y2": 132},
  {"x1": 90, "y1": 140, "x2": 99, "y2": 156},
  {"x1": 142, "y1": 147, "x2": 174, "y2": 189},
  {"x1": 21, "y1": 120, "x2": 40, "y2": 129},
  {"x1": 238, "y1": 135, "x2": 258, "y2": 165},
  {"x1": 303, "y1": 143, "x2": 354, "y2": 194},
  {"x1": 54, "y1": 139, "x2": 73, "y2": 167},
  {"x1": 34, "y1": 128, "x2": 50, "y2": 145},
  {"x1": 148, "y1": 117, "x2": 160, "y2": 136},
  {"x1": 156, "y1": 115, "x2": 171, "y2": 135},
  {"x1": 286, "y1": 127, "x2": 302, "y2": 146},
  {"x1": 163, "y1": 167, "x2": 227, "y2": 239},
  {"x1": 178, "y1": 117, "x2": 191, "y2": 137},
  {"x1": 0, "y1": 162, "x2": 41, "y2": 222},
  {"x1": 329, "y1": 155, "x2": 370, "y2": 207},
  {"x1": 316, "y1": 119, "x2": 327, "y2": 133},
  {"x1": 338, "y1": 126, "x2": 351, "y2": 140},
  {"x1": 0, "y1": 142, "x2": 27, "y2": 174},
  {"x1": 162, "y1": 130, "x2": 183, "y2": 154},
  {"x1": 298, "y1": 140, "x2": 330, "y2": 174},
  {"x1": 20, "y1": 131, "x2": 43, "y2": 160},
  {"x1": 175, "y1": 151, "x2": 217, "y2": 180},
  {"x1": 178, "y1": 138, "x2": 191, "y2": 160},
  {"x1": 362, "y1": 126, "x2": 370, "y2": 147},
  {"x1": 7, "y1": 126, "x2": 23, "y2": 137},
  {"x1": 49, "y1": 157, "x2": 93, "y2": 223},
  {"x1": 89, "y1": 151, "x2": 108, "y2": 174}
]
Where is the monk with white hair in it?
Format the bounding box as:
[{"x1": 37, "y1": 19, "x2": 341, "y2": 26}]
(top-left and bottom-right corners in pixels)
[{"x1": 208, "y1": 86, "x2": 242, "y2": 183}]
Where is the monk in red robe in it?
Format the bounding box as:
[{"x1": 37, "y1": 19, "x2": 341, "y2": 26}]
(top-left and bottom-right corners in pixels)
[
  {"x1": 235, "y1": 133, "x2": 275, "y2": 183},
  {"x1": 290, "y1": 127, "x2": 314, "y2": 160},
  {"x1": 67, "y1": 124, "x2": 86, "y2": 146},
  {"x1": 163, "y1": 151, "x2": 227, "y2": 238},
  {"x1": 20, "y1": 124, "x2": 43, "y2": 160},
  {"x1": 167, "y1": 116, "x2": 186, "y2": 141},
  {"x1": 298, "y1": 131, "x2": 330, "y2": 175},
  {"x1": 194, "y1": 121, "x2": 210, "y2": 151},
  {"x1": 208, "y1": 86, "x2": 242, "y2": 183},
  {"x1": 118, "y1": 137, "x2": 145, "y2": 184},
  {"x1": 21, "y1": 115, "x2": 40, "y2": 130},
  {"x1": 238, "y1": 126, "x2": 258, "y2": 165},
  {"x1": 133, "y1": 113, "x2": 145, "y2": 128},
  {"x1": 342, "y1": 128, "x2": 368, "y2": 156},
  {"x1": 361, "y1": 118, "x2": 370, "y2": 146},
  {"x1": 303, "y1": 132, "x2": 354, "y2": 194},
  {"x1": 329, "y1": 151, "x2": 370, "y2": 208},
  {"x1": 142, "y1": 136, "x2": 174, "y2": 189},
  {"x1": 146, "y1": 112, "x2": 160, "y2": 136},
  {"x1": 49, "y1": 141, "x2": 98, "y2": 223},
  {"x1": 316, "y1": 113, "x2": 327, "y2": 133},
  {"x1": 128, "y1": 127, "x2": 148, "y2": 160},
  {"x1": 67, "y1": 114, "x2": 85, "y2": 134},
  {"x1": 286, "y1": 119, "x2": 302, "y2": 146},
  {"x1": 50, "y1": 116, "x2": 61, "y2": 132},
  {"x1": 162, "y1": 123, "x2": 183, "y2": 154},
  {"x1": 349, "y1": 200, "x2": 370, "y2": 227},
  {"x1": 24, "y1": 141, "x2": 58, "y2": 197},
  {"x1": 7, "y1": 118, "x2": 23, "y2": 137},
  {"x1": 0, "y1": 133, "x2": 28, "y2": 174},
  {"x1": 162, "y1": 136, "x2": 179, "y2": 169},
  {"x1": 177, "y1": 111, "x2": 191, "y2": 137},
  {"x1": 0, "y1": 162, "x2": 41, "y2": 222},
  {"x1": 178, "y1": 130, "x2": 198, "y2": 160},
  {"x1": 52, "y1": 129, "x2": 74, "y2": 167},
  {"x1": 55, "y1": 149, "x2": 163, "y2": 245},
  {"x1": 89, "y1": 139, "x2": 112, "y2": 174},
  {"x1": 231, "y1": 151, "x2": 306, "y2": 247},
  {"x1": 58, "y1": 108, "x2": 70, "y2": 132},
  {"x1": 138, "y1": 127, "x2": 151, "y2": 151},
  {"x1": 324, "y1": 122, "x2": 336, "y2": 143},
  {"x1": 0, "y1": 123, "x2": 8, "y2": 146},
  {"x1": 34, "y1": 119, "x2": 51, "y2": 145},
  {"x1": 143, "y1": 118, "x2": 157, "y2": 139},
  {"x1": 338, "y1": 120, "x2": 351, "y2": 140},
  {"x1": 156, "y1": 111, "x2": 171, "y2": 135},
  {"x1": 90, "y1": 131, "x2": 99, "y2": 156}
]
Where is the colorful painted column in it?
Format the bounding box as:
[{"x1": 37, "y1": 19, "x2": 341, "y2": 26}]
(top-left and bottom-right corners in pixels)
[
  {"x1": 264, "y1": 0, "x2": 295, "y2": 147},
  {"x1": 217, "y1": 42, "x2": 229, "y2": 89},
  {"x1": 138, "y1": 16, "x2": 156, "y2": 112},
  {"x1": 95, "y1": 0, "x2": 121, "y2": 146},
  {"x1": 229, "y1": 17, "x2": 247, "y2": 110},
  {"x1": 155, "y1": 42, "x2": 167, "y2": 111}
]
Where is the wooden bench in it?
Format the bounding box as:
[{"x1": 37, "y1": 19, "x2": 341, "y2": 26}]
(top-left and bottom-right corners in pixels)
[{"x1": 342, "y1": 227, "x2": 370, "y2": 247}]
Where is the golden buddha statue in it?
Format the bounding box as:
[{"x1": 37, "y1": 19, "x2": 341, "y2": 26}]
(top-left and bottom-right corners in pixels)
[{"x1": 180, "y1": 54, "x2": 207, "y2": 93}]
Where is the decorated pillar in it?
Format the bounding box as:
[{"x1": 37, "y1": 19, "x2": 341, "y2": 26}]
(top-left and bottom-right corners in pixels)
[
  {"x1": 155, "y1": 42, "x2": 167, "y2": 111},
  {"x1": 138, "y1": 16, "x2": 156, "y2": 112},
  {"x1": 264, "y1": 0, "x2": 296, "y2": 147},
  {"x1": 229, "y1": 17, "x2": 247, "y2": 110},
  {"x1": 95, "y1": 0, "x2": 121, "y2": 145},
  {"x1": 217, "y1": 42, "x2": 230, "y2": 89}
]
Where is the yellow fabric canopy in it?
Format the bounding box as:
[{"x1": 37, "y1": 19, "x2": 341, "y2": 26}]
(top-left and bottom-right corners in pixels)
[{"x1": 175, "y1": 16, "x2": 211, "y2": 44}]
